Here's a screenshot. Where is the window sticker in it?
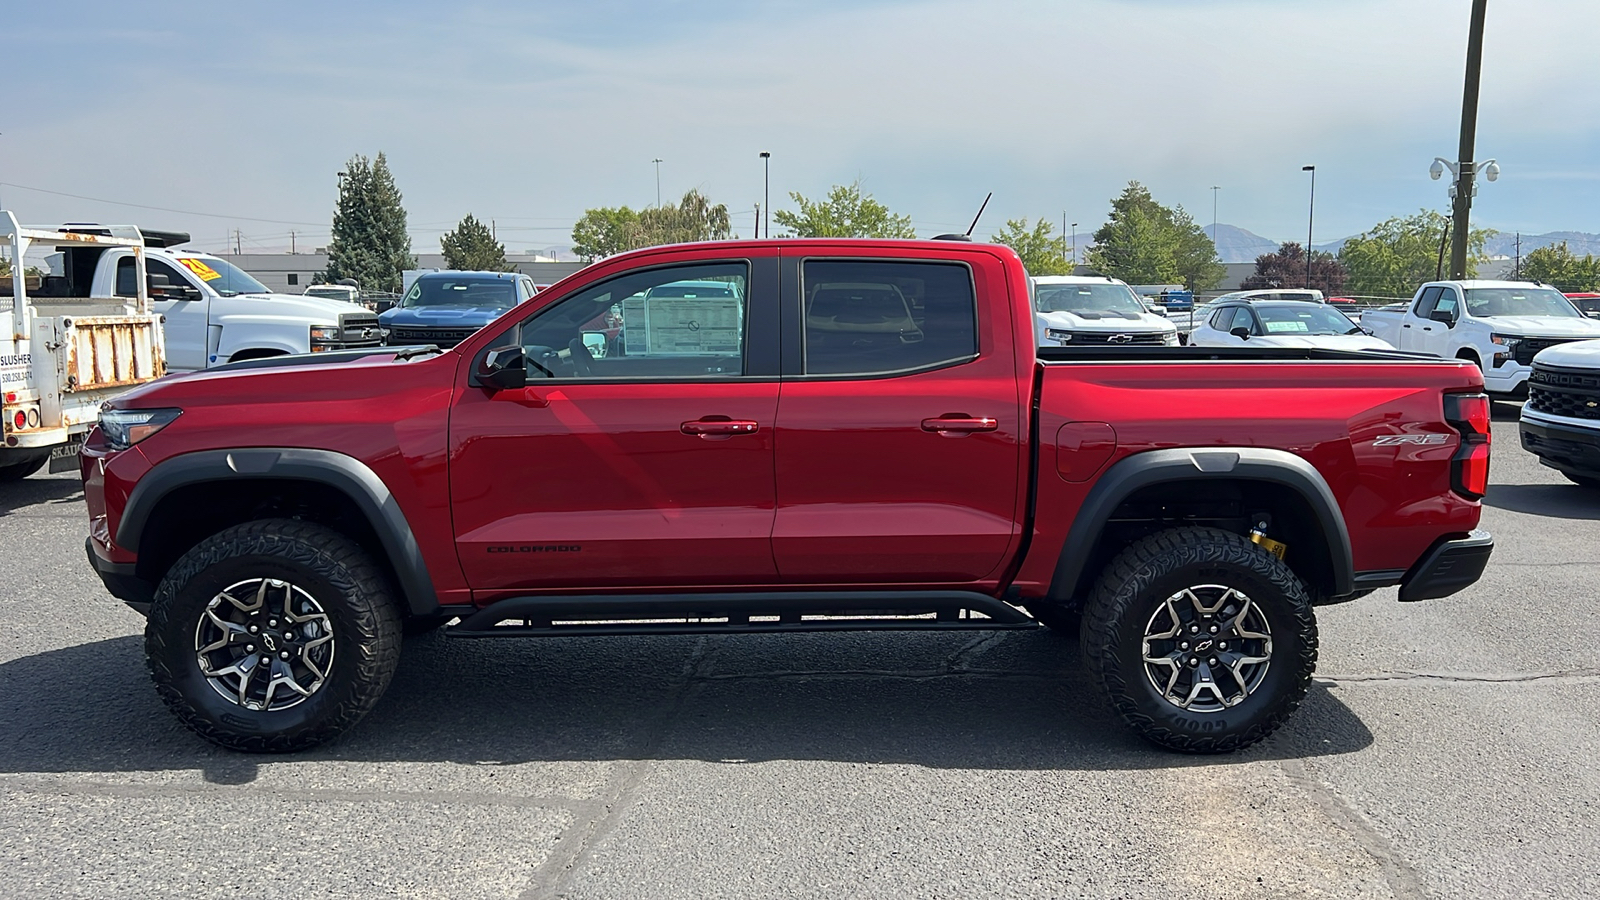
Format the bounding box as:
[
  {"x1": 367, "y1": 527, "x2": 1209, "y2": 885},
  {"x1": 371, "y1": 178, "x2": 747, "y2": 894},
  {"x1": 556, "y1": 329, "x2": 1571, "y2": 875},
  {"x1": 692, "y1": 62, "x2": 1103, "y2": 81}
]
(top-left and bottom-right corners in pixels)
[
  {"x1": 1265, "y1": 320, "x2": 1311, "y2": 334},
  {"x1": 621, "y1": 296, "x2": 742, "y2": 357},
  {"x1": 178, "y1": 258, "x2": 222, "y2": 282}
]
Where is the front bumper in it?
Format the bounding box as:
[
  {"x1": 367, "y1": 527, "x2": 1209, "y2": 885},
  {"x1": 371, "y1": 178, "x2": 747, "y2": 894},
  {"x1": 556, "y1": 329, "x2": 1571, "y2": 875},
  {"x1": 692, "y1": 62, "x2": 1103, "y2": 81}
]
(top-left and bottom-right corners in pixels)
[
  {"x1": 1520, "y1": 416, "x2": 1600, "y2": 479},
  {"x1": 1481, "y1": 363, "x2": 1530, "y2": 398},
  {"x1": 86, "y1": 537, "x2": 153, "y2": 614},
  {"x1": 1398, "y1": 530, "x2": 1494, "y2": 602}
]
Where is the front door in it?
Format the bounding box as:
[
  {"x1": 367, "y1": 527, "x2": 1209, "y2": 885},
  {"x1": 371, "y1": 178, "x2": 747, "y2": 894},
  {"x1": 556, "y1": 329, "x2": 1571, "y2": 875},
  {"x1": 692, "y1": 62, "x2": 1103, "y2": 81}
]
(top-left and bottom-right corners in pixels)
[
  {"x1": 116, "y1": 255, "x2": 209, "y2": 371},
  {"x1": 771, "y1": 254, "x2": 1024, "y2": 585},
  {"x1": 450, "y1": 256, "x2": 782, "y2": 593}
]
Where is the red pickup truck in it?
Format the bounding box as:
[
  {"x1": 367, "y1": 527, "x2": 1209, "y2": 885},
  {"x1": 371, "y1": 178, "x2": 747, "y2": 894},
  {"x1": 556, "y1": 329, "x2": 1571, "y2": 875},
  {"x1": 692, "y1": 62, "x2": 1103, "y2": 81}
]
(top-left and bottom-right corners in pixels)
[{"x1": 82, "y1": 239, "x2": 1494, "y2": 754}]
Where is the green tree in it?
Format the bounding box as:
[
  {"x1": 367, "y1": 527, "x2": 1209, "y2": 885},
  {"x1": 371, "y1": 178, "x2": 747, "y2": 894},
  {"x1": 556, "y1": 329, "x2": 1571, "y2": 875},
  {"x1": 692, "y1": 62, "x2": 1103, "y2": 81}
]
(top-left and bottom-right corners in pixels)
[
  {"x1": 773, "y1": 180, "x2": 916, "y2": 238},
  {"x1": 990, "y1": 217, "x2": 1071, "y2": 275},
  {"x1": 440, "y1": 214, "x2": 509, "y2": 271},
  {"x1": 571, "y1": 207, "x2": 642, "y2": 262},
  {"x1": 1337, "y1": 210, "x2": 1494, "y2": 299},
  {"x1": 1519, "y1": 241, "x2": 1600, "y2": 291},
  {"x1": 570, "y1": 190, "x2": 733, "y2": 262},
  {"x1": 1086, "y1": 182, "x2": 1223, "y2": 289},
  {"x1": 326, "y1": 152, "x2": 415, "y2": 293}
]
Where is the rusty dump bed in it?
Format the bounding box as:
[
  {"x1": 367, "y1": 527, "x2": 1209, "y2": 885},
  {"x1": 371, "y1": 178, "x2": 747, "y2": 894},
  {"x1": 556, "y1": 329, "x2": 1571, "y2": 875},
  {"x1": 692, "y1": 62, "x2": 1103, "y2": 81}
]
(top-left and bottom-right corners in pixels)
[{"x1": 59, "y1": 314, "x2": 165, "y2": 390}]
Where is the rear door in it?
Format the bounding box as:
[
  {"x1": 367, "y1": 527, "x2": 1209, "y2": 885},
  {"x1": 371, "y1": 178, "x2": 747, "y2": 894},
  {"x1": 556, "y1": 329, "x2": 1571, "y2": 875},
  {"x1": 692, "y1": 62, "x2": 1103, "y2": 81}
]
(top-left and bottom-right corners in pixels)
[
  {"x1": 449, "y1": 252, "x2": 782, "y2": 592},
  {"x1": 771, "y1": 250, "x2": 1024, "y2": 585}
]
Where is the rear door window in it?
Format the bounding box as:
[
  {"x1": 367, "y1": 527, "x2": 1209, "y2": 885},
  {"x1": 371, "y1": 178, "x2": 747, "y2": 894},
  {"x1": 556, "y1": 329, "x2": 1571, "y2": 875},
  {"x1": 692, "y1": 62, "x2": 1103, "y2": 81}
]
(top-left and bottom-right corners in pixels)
[{"x1": 800, "y1": 260, "x2": 977, "y2": 376}]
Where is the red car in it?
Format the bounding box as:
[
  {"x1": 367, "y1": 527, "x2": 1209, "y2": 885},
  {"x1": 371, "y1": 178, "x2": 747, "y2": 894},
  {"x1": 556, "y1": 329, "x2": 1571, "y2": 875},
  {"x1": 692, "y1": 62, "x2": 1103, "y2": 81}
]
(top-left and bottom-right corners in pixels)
[
  {"x1": 83, "y1": 238, "x2": 1493, "y2": 754},
  {"x1": 1565, "y1": 292, "x2": 1600, "y2": 319}
]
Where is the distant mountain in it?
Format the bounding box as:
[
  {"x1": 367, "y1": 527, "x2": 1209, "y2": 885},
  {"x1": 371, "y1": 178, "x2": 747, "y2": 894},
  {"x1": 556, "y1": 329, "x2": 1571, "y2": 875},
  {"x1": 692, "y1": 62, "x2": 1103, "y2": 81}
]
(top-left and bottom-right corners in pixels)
[
  {"x1": 1484, "y1": 231, "x2": 1600, "y2": 259},
  {"x1": 1204, "y1": 224, "x2": 1280, "y2": 263}
]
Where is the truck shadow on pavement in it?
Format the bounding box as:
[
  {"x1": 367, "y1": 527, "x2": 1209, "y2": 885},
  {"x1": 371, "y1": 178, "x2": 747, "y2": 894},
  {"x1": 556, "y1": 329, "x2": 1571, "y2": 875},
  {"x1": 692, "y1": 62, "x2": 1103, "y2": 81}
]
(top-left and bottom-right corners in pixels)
[
  {"x1": 1482, "y1": 483, "x2": 1600, "y2": 520},
  {"x1": 0, "y1": 630, "x2": 1372, "y2": 784},
  {"x1": 0, "y1": 476, "x2": 84, "y2": 516}
]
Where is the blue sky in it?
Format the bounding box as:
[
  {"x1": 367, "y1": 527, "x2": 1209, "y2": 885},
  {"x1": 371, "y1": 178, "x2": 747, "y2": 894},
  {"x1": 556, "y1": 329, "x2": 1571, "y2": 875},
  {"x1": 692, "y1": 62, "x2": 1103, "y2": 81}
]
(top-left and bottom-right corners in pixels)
[{"x1": 3, "y1": 0, "x2": 1596, "y2": 256}]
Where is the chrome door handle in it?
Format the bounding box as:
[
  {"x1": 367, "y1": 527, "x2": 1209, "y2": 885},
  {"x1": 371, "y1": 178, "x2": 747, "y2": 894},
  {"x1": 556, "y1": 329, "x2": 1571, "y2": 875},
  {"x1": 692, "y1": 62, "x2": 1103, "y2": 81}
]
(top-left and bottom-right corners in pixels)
[
  {"x1": 921, "y1": 414, "x2": 999, "y2": 434},
  {"x1": 681, "y1": 417, "x2": 760, "y2": 438}
]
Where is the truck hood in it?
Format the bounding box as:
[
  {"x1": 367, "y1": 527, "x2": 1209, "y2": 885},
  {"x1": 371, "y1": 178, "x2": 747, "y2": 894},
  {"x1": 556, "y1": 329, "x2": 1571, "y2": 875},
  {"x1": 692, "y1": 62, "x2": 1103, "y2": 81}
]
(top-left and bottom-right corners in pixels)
[
  {"x1": 1479, "y1": 315, "x2": 1600, "y2": 337},
  {"x1": 215, "y1": 292, "x2": 372, "y2": 322},
  {"x1": 1035, "y1": 310, "x2": 1175, "y2": 333},
  {"x1": 1533, "y1": 338, "x2": 1600, "y2": 367},
  {"x1": 379, "y1": 305, "x2": 514, "y2": 327},
  {"x1": 1249, "y1": 334, "x2": 1396, "y2": 351}
]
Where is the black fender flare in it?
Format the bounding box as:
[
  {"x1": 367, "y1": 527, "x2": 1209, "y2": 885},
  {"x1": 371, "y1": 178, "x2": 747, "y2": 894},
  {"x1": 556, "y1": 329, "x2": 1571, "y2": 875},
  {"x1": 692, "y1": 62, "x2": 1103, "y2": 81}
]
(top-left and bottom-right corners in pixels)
[
  {"x1": 1046, "y1": 447, "x2": 1354, "y2": 602},
  {"x1": 116, "y1": 448, "x2": 439, "y2": 617}
]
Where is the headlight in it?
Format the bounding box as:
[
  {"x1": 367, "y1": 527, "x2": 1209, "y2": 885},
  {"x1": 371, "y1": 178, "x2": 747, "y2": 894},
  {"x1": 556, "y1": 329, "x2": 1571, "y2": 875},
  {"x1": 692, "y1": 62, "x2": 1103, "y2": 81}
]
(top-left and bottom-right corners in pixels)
[
  {"x1": 1489, "y1": 333, "x2": 1521, "y2": 348},
  {"x1": 310, "y1": 324, "x2": 341, "y2": 343},
  {"x1": 1045, "y1": 328, "x2": 1072, "y2": 344},
  {"x1": 98, "y1": 408, "x2": 182, "y2": 451},
  {"x1": 1162, "y1": 332, "x2": 1180, "y2": 346}
]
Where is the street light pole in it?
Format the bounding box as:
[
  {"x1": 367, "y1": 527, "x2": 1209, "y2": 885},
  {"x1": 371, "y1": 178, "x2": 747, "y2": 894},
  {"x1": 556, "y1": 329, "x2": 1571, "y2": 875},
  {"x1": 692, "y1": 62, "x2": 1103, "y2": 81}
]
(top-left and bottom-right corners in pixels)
[
  {"x1": 760, "y1": 152, "x2": 771, "y2": 238},
  {"x1": 1302, "y1": 165, "x2": 1316, "y2": 289},
  {"x1": 1451, "y1": 0, "x2": 1490, "y2": 280},
  {"x1": 1071, "y1": 223, "x2": 1078, "y2": 267},
  {"x1": 1210, "y1": 185, "x2": 1220, "y2": 244},
  {"x1": 651, "y1": 158, "x2": 663, "y2": 208}
]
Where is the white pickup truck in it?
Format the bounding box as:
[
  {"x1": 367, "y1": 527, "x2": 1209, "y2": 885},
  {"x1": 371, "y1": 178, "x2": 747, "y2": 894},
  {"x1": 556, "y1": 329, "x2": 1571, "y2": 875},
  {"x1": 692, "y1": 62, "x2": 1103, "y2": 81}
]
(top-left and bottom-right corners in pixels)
[
  {"x1": 47, "y1": 228, "x2": 382, "y2": 371},
  {"x1": 1361, "y1": 280, "x2": 1600, "y2": 397},
  {"x1": 0, "y1": 213, "x2": 165, "y2": 479}
]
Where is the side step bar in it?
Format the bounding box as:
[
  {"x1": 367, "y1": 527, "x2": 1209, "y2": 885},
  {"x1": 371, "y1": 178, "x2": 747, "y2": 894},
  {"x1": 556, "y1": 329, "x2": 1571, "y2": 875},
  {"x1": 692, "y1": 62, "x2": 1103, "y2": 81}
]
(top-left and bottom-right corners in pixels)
[{"x1": 444, "y1": 590, "x2": 1039, "y2": 638}]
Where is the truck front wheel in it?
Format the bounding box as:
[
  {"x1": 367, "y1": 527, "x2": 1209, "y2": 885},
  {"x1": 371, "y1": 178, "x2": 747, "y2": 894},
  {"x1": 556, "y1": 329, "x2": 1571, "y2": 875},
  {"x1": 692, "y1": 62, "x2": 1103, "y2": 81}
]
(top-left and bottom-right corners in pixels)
[
  {"x1": 1080, "y1": 526, "x2": 1317, "y2": 753},
  {"x1": 145, "y1": 519, "x2": 402, "y2": 752}
]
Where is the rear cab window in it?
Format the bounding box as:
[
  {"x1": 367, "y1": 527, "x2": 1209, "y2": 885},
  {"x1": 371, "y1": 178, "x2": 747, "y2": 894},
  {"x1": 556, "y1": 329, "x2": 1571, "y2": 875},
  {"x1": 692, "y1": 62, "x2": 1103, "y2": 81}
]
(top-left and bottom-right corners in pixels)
[{"x1": 799, "y1": 260, "x2": 977, "y2": 376}]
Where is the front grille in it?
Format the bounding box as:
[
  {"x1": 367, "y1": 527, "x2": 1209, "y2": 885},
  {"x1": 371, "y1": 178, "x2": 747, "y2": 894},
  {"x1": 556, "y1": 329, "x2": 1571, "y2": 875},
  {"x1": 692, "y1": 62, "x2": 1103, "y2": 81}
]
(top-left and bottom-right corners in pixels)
[
  {"x1": 1061, "y1": 331, "x2": 1168, "y2": 345},
  {"x1": 1527, "y1": 364, "x2": 1600, "y2": 420},
  {"x1": 387, "y1": 325, "x2": 480, "y2": 348},
  {"x1": 337, "y1": 313, "x2": 383, "y2": 345},
  {"x1": 1513, "y1": 337, "x2": 1586, "y2": 366}
]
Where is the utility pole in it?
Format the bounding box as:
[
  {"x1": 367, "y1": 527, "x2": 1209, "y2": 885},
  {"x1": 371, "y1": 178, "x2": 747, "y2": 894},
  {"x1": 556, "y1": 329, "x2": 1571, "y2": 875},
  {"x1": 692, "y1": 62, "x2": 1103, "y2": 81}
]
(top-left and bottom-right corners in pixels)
[
  {"x1": 651, "y1": 158, "x2": 663, "y2": 208},
  {"x1": 1071, "y1": 223, "x2": 1078, "y2": 267},
  {"x1": 1302, "y1": 166, "x2": 1316, "y2": 289},
  {"x1": 1451, "y1": 0, "x2": 1490, "y2": 280},
  {"x1": 1514, "y1": 232, "x2": 1521, "y2": 278},
  {"x1": 290, "y1": 231, "x2": 296, "y2": 255},
  {"x1": 1063, "y1": 212, "x2": 1069, "y2": 265},
  {"x1": 234, "y1": 229, "x2": 242, "y2": 255},
  {"x1": 760, "y1": 152, "x2": 771, "y2": 239},
  {"x1": 754, "y1": 203, "x2": 760, "y2": 239}
]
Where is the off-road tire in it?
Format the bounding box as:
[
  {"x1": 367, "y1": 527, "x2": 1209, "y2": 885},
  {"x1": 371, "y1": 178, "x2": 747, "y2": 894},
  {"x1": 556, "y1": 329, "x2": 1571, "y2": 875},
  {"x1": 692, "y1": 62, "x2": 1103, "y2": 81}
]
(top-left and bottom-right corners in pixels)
[
  {"x1": 1079, "y1": 526, "x2": 1318, "y2": 753},
  {"x1": 0, "y1": 452, "x2": 49, "y2": 482},
  {"x1": 146, "y1": 519, "x2": 402, "y2": 753},
  {"x1": 1565, "y1": 472, "x2": 1600, "y2": 490},
  {"x1": 1023, "y1": 601, "x2": 1082, "y2": 638}
]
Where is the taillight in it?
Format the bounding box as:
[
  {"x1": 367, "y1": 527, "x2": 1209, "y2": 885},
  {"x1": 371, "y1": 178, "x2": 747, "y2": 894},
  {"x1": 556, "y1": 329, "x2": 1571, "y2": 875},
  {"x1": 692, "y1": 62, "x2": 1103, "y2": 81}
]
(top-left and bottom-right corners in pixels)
[{"x1": 1444, "y1": 392, "x2": 1491, "y2": 499}]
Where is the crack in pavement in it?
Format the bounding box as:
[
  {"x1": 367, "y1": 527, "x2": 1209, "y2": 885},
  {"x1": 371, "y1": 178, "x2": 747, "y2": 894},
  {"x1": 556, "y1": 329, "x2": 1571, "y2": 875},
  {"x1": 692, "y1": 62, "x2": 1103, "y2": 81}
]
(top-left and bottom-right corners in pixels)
[
  {"x1": 0, "y1": 775, "x2": 583, "y2": 811},
  {"x1": 1318, "y1": 667, "x2": 1600, "y2": 686},
  {"x1": 519, "y1": 637, "x2": 715, "y2": 900},
  {"x1": 1278, "y1": 757, "x2": 1430, "y2": 900}
]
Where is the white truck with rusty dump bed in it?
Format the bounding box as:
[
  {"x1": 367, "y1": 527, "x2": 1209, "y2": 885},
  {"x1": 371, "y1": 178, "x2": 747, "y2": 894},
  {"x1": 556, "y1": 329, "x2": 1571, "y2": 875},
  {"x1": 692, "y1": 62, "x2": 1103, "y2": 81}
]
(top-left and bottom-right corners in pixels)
[{"x1": 0, "y1": 212, "x2": 166, "y2": 479}]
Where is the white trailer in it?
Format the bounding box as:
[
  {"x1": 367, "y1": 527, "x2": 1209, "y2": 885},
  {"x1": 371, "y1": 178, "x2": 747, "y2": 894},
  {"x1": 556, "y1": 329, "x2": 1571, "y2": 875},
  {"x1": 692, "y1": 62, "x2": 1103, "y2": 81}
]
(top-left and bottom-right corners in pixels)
[{"x1": 0, "y1": 212, "x2": 166, "y2": 479}]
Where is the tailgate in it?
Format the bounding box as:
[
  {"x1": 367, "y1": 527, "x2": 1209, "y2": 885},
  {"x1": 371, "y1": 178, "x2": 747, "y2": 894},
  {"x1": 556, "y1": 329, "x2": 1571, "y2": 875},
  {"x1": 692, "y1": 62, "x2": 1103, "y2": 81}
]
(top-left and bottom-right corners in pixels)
[{"x1": 60, "y1": 315, "x2": 166, "y2": 391}]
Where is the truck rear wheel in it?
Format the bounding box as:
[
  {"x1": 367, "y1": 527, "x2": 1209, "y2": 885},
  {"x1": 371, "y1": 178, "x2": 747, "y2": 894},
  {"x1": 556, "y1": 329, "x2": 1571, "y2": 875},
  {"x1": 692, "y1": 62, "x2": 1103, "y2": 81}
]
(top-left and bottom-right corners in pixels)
[
  {"x1": 0, "y1": 452, "x2": 49, "y2": 482},
  {"x1": 1080, "y1": 526, "x2": 1317, "y2": 753},
  {"x1": 145, "y1": 519, "x2": 402, "y2": 753}
]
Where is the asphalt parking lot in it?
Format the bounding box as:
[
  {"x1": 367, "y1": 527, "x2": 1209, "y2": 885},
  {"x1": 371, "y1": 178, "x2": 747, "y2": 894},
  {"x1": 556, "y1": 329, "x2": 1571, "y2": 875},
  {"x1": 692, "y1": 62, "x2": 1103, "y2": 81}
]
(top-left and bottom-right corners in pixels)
[{"x1": 2, "y1": 408, "x2": 1597, "y2": 900}]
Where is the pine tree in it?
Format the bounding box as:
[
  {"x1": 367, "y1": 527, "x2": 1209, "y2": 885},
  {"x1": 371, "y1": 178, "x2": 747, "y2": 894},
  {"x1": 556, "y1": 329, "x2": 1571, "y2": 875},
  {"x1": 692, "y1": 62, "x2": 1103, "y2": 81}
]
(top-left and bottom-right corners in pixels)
[
  {"x1": 326, "y1": 152, "x2": 415, "y2": 293},
  {"x1": 441, "y1": 214, "x2": 509, "y2": 271}
]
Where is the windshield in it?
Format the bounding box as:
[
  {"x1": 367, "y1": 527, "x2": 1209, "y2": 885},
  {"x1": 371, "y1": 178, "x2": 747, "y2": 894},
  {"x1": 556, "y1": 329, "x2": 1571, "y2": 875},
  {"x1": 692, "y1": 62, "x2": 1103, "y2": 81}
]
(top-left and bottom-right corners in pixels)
[
  {"x1": 1035, "y1": 282, "x2": 1146, "y2": 318},
  {"x1": 1464, "y1": 287, "x2": 1585, "y2": 318},
  {"x1": 402, "y1": 277, "x2": 517, "y2": 309},
  {"x1": 176, "y1": 256, "x2": 269, "y2": 296},
  {"x1": 1254, "y1": 304, "x2": 1361, "y2": 336}
]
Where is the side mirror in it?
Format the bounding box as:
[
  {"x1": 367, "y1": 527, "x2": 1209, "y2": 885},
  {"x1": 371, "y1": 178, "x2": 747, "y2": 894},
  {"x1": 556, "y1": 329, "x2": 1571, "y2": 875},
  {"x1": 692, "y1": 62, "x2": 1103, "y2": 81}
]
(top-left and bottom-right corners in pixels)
[
  {"x1": 1229, "y1": 326, "x2": 1252, "y2": 340},
  {"x1": 580, "y1": 331, "x2": 609, "y2": 360},
  {"x1": 475, "y1": 344, "x2": 527, "y2": 390},
  {"x1": 1429, "y1": 308, "x2": 1456, "y2": 326}
]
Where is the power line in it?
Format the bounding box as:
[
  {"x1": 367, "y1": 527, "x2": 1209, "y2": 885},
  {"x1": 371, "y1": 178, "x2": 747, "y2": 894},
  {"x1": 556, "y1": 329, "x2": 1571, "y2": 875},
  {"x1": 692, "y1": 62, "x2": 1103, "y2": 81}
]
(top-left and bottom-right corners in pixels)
[{"x1": 0, "y1": 181, "x2": 329, "y2": 226}]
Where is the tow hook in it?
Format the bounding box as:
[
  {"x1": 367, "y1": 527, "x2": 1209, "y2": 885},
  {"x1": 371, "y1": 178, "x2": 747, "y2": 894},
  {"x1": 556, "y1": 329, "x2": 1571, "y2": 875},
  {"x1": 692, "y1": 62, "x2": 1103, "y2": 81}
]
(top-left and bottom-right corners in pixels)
[{"x1": 1249, "y1": 517, "x2": 1288, "y2": 559}]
